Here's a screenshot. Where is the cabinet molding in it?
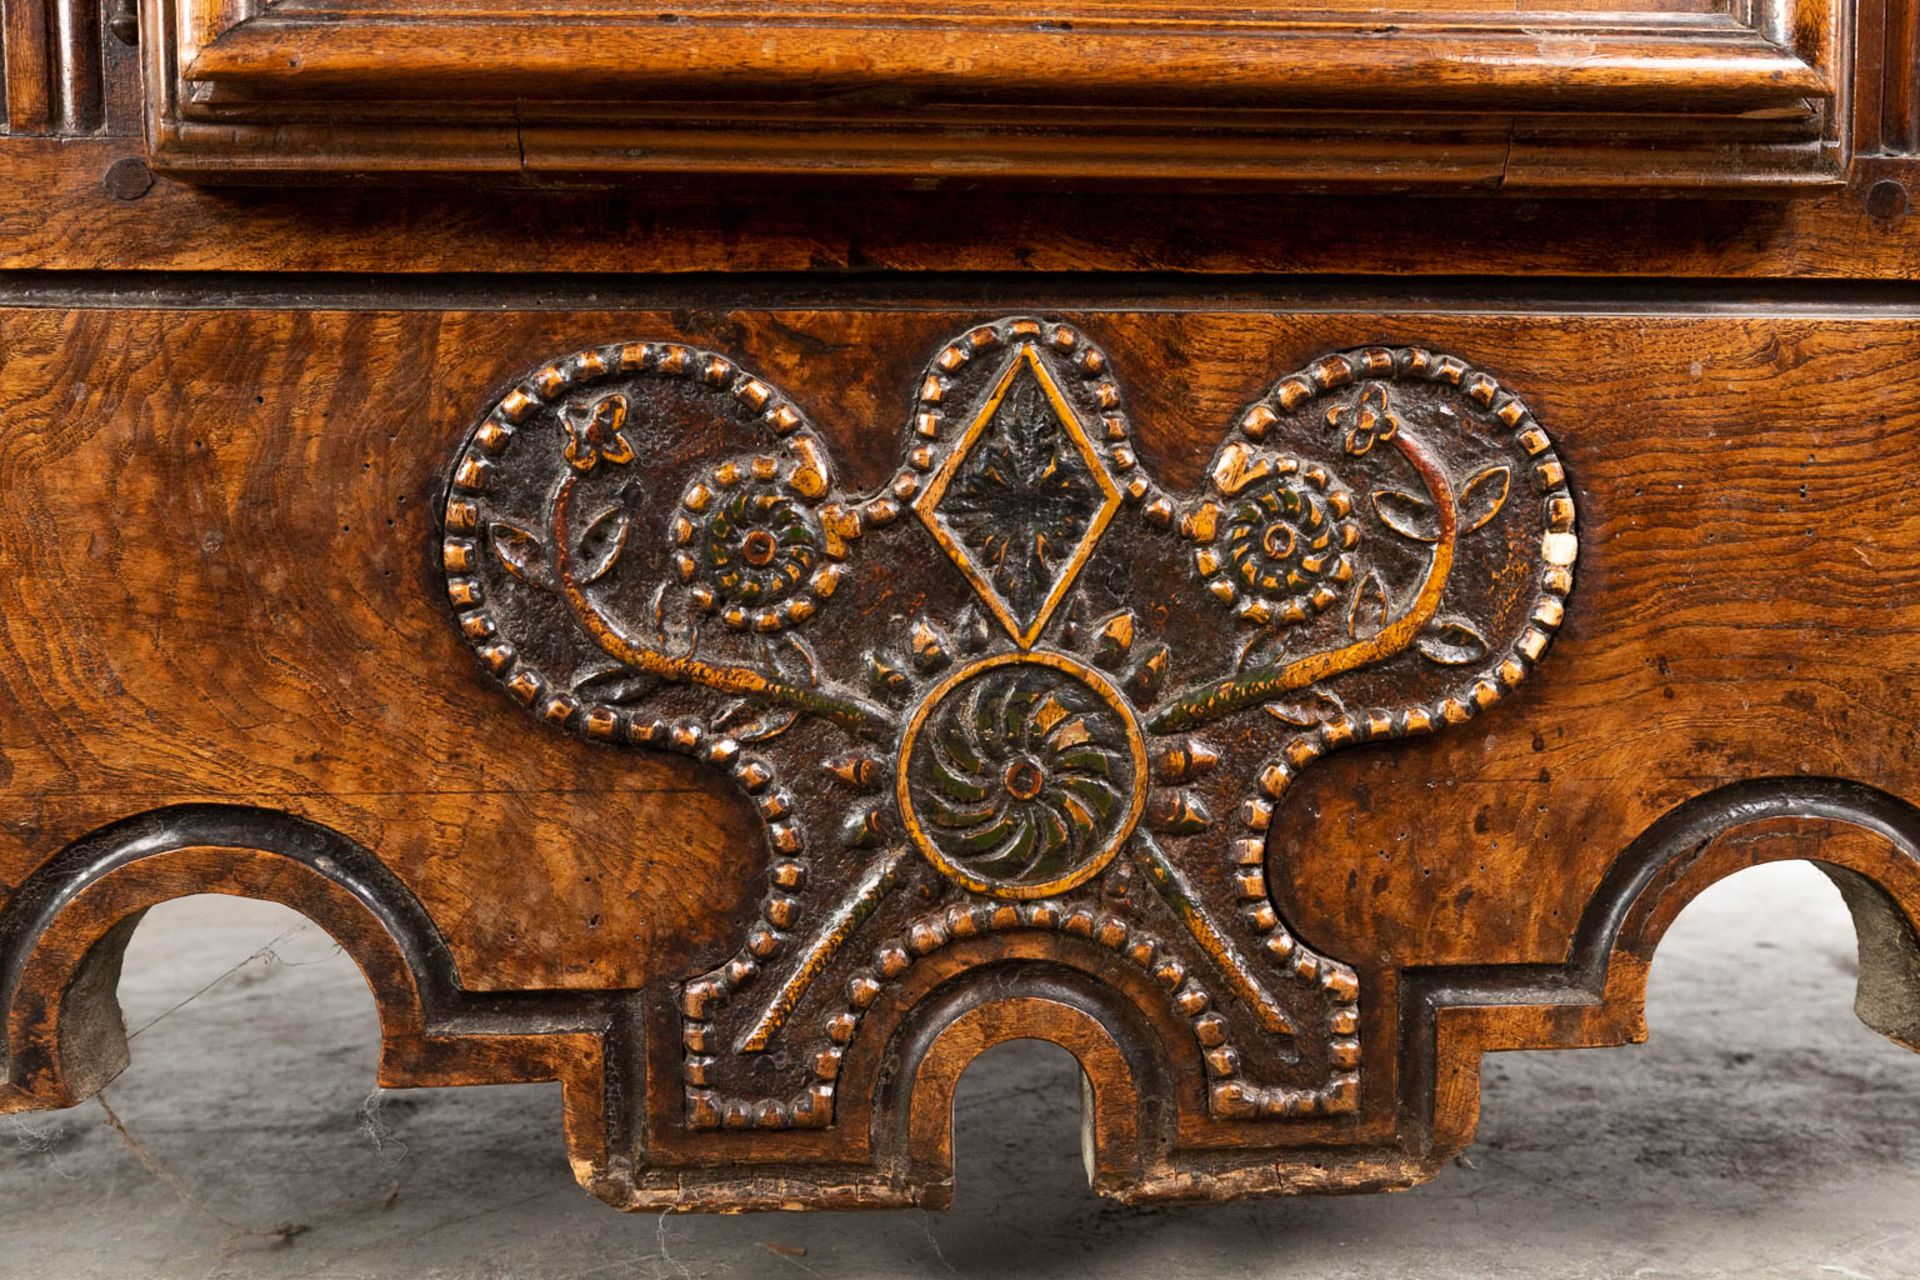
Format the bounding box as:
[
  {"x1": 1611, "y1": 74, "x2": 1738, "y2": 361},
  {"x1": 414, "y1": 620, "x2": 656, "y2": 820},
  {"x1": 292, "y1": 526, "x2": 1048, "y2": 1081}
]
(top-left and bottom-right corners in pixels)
[{"x1": 142, "y1": 0, "x2": 1851, "y2": 188}]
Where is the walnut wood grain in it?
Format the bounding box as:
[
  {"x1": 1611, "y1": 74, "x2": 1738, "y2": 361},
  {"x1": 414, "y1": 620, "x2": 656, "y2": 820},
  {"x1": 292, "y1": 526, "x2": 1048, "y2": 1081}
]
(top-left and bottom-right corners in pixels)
[
  {"x1": 5, "y1": 140, "x2": 1920, "y2": 278},
  {"x1": 0, "y1": 302, "x2": 1915, "y2": 1207},
  {"x1": 0, "y1": 0, "x2": 1914, "y2": 1219}
]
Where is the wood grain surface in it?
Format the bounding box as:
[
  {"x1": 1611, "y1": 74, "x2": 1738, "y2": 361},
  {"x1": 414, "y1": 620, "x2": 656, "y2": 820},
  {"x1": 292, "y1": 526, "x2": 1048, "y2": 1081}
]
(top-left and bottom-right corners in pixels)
[
  {"x1": 0, "y1": 301, "x2": 1915, "y2": 1206},
  {"x1": 5, "y1": 141, "x2": 1919, "y2": 277},
  {"x1": 0, "y1": 0, "x2": 1915, "y2": 1213},
  {"x1": 0, "y1": 304, "x2": 1910, "y2": 983}
]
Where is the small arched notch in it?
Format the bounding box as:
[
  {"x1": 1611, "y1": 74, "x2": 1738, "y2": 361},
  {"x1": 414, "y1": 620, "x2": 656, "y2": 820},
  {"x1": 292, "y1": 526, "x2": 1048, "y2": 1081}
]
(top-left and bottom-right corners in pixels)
[
  {"x1": 903, "y1": 999, "x2": 1145, "y2": 1205},
  {"x1": 870, "y1": 960, "x2": 1183, "y2": 1206}
]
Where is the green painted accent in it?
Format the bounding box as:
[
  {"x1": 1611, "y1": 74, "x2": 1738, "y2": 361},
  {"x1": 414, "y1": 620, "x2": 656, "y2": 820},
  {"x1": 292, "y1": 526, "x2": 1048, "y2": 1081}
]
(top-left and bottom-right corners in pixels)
[{"x1": 906, "y1": 658, "x2": 1140, "y2": 891}]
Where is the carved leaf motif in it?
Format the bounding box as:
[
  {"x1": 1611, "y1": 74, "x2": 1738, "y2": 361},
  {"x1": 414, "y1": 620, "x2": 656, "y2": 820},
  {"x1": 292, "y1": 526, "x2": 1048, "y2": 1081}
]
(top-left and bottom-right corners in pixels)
[
  {"x1": 867, "y1": 651, "x2": 912, "y2": 701},
  {"x1": 645, "y1": 580, "x2": 700, "y2": 658},
  {"x1": 1235, "y1": 630, "x2": 1272, "y2": 673},
  {"x1": 489, "y1": 521, "x2": 552, "y2": 587},
  {"x1": 1459, "y1": 465, "x2": 1512, "y2": 534},
  {"x1": 954, "y1": 603, "x2": 994, "y2": 655},
  {"x1": 571, "y1": 665, "x2": 660, "y2": 707},
  {"x1": 649, "y1": 580, "x2": 671, "y2": 640},
  {"x1": 1265, "y1": 688, "x2": 1348, "y2": 727},
  {"x1": 1089, "y1": 609, "x2": 1140, "y2": 672},
  {"x1": 1416, "y1": 617, "x2": 1491, "y2": 666},
  {"x1": 1348, "y1": 569, "x2": 1389, "y2": 641},
  {"x1": 713, "y1": 698, "x2": 802, "y2": 744},
  {"x1": 1265, "y1": 702, "x2": 1316, "y2": 727},
  {"x1": 1371, "y1": 489, "x2": 1440, "y2": 543},
  {"x1": 761, "y1": 633, "x2": 822, "y2": 688},
  {"x1": 574, "y1": 506, "x2": 632, "y2": 585}
]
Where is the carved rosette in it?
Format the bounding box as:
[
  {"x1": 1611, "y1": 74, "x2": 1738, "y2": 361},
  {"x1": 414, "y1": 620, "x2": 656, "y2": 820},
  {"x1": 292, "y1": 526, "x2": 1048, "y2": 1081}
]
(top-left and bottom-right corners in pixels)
[
  {"x1": 898, "y1": 652, "x2": 1149, "y2": 900},
  {"x1": 440, "y1": 323, "x2": 1577, "y2": 1134},
  {"x1": 1197, "y1": 459, "x2": 1360, "y2": 627},
  {"x1": 672, "y1": 457, "x2": 845, "y2": 632}
]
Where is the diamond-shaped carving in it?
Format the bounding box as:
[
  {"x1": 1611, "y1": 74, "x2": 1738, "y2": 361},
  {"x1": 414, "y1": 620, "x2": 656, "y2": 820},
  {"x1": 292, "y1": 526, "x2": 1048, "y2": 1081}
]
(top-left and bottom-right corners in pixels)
[{"x1": 915, "y1": 344, "x2": 1122, "y2": 647}]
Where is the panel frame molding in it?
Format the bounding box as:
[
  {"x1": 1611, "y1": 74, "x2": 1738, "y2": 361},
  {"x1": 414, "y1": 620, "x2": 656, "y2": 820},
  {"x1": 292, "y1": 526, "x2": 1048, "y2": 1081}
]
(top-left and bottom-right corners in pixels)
[{"x1": 140, "y1": 0, "x2": 1854, "y2": 189}]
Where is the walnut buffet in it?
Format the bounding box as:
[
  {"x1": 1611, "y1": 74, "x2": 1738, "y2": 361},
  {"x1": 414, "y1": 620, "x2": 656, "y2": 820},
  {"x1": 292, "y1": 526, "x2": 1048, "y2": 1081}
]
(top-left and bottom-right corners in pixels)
[{"x1": 0, "y1": 0, "x2": 1917, "y2": 1213}]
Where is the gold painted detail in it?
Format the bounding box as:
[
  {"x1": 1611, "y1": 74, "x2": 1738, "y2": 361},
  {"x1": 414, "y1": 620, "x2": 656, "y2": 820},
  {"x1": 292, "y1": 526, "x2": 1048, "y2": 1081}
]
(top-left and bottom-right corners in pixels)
[{"x1": 913, "y1": 344, "x2": 1122, "y2": 649}]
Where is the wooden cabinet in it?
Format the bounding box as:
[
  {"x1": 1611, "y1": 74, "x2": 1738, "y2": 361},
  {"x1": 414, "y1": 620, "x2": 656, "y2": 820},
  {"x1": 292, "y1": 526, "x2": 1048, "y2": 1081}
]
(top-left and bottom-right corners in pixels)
[{"x1": 0, "y1": 0, "x2": 1916, "y2": 1215}]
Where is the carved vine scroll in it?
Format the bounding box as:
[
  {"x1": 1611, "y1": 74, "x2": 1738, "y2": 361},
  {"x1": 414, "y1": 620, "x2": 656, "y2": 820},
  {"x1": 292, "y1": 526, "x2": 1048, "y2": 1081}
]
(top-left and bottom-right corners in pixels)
[{"x1": 439, "y1": 321, "x2": 1578, "y2": 1132}]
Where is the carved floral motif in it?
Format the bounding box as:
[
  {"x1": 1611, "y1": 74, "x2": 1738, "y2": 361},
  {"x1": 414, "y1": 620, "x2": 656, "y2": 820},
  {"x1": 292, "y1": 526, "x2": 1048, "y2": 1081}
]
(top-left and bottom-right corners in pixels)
[
  {"x1": 914, "y1": 342, "x2": 1122, "y2": 647},
  {"x1": 672, "y1": 460, "x2": 840, "y2": 632},
  {"x1": 899, "y1": 653, "x2": 1147, "y2": 900},
  {"x1": 560, "y1": 393, "x2": 637, "y2": 472},
  {"x1": 1198, "y1": 462, "x2": 1360, "y2": 627},
  {"x1": 439, "y1": 323, "x2": 1578, "y2": 1133}
]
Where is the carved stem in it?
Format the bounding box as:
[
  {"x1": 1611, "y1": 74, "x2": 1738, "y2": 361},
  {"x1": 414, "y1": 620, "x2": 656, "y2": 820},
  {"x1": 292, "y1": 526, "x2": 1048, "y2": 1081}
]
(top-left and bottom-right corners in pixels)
[
  {"x1": 736, "y1": 846, "x2": 908, "y2": 1053},
  {"x1": 551, "y1": 474, "x2": 892, "y2": 740},
  {"x1": 1132, "y1": 836, "x2": 1296, "y2": 1037},
  {"x1": 1147, "y1": 428, "x2": 1460, "y2": 736}
]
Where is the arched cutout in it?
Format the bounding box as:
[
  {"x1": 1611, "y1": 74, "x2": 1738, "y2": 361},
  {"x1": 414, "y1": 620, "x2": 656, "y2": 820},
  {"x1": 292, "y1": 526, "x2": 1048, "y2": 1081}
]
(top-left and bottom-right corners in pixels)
[
  {"x1": 1462, "y1": 859, "x2": 1920, "y2": 1251},
  {"x1": 1411, "y1": 778, "x2": 1920, "y2": 1161},
  {"x1": 113, "y1": 895, "x2": 381, "y2": 1066},
  {"x1": 945, "y1": 1039, "x2": 1091, "y2": 1204},
  {"x1": 0, "y1": 807, "x2": 448, "y2": 1112},
  {"x1": 9, "y1": 894, "x2": 581, "y2": 1250},
  {"x1": 873, "y1": 960, "x2": 1176, "y2": 1206},
  {"x1": 1587, "y1": 798, "x2": 1920, "y2": 1054},
  {"x1": 907, "y1": 1005, "x2": 1141, "y2": 1199},
  {"x1": 0, "y1": 806, "x2": 619, "y2": 1191}
]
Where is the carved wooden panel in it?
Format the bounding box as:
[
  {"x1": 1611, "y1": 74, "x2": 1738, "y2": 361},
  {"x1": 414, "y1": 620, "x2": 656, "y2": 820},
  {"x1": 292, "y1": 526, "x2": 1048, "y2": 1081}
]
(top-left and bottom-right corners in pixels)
[
  {"x1": 1, "y1": 303, "x2": 1916, "y2": 1213},
  {"x1": 440, "y1": 322, "x2": 1575, "y2": 1141},
  {"x1": 0, "y1": 0, "x2": 1911, "y2": 1234}
]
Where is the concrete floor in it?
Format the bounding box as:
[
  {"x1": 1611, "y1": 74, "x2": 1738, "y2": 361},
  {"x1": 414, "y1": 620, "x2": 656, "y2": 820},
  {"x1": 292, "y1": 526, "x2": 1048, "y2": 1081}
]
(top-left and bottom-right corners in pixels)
[{"x1": 1, "y1": 861, "x2": 1915, "y2": 1279}]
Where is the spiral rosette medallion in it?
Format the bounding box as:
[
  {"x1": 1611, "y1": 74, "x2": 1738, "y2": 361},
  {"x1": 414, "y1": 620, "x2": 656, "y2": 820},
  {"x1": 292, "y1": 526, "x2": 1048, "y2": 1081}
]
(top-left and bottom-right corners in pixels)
[
  {"x1": 897, "y1": 653, "x2": 1149, "y2": 899},
  {"x1": 671, "y1": 457, "x2": 843, "y2": 632},
  {"x1": 1198, "y1": 459, "x2": 1360, "y2": 627}
]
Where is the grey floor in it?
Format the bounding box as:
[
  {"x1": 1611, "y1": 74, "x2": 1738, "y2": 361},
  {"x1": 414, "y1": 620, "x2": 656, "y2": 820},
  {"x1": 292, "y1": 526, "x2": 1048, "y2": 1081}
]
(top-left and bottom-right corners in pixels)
[{"x1": 1, "y1": 861, "x2": 1915, "y2": 1279}]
